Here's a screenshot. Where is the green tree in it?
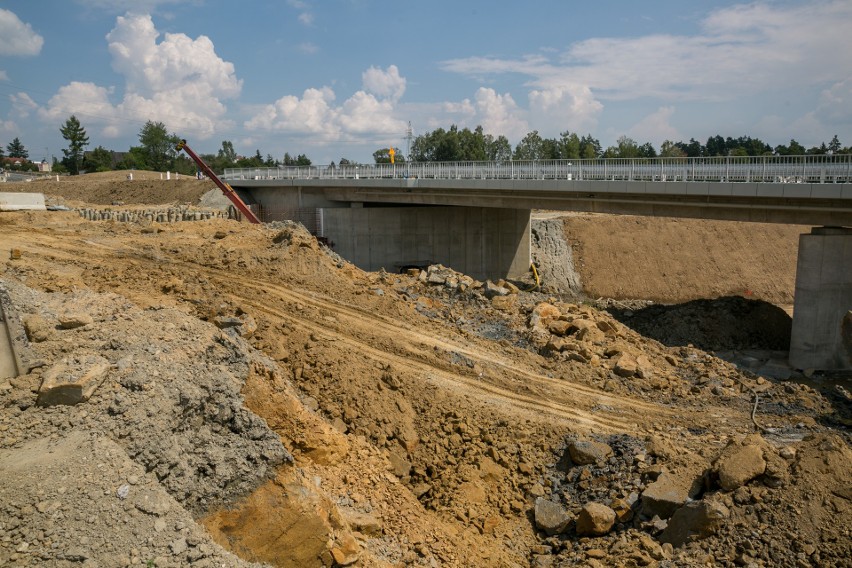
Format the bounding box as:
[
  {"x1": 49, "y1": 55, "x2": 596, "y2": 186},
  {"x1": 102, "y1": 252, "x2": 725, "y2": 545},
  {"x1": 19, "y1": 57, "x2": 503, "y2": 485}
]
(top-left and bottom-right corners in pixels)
[
  {"x1": 116, "y1": 146, "x2": 148, "y2": 170},
  {"x1": 60, "y1": 115, "x2": 90, "y2": 175},
  {"x1": 485, "y1": 134, "x2": 512, "y2": 161},
  {"x1": 774, "y1": 139, "x2": 806, "y2": 156},
  {"x1": 6, "y1": 137, "x2": 28, "y2": 159},
  {"x1": 0, "y1": 142, "x2": 5, "y2": 160},
  {"x1": 513, "y1": 131, "x2": 545, "y2": 160},
  {"x1": 138, "y1": 121, "x2": 178, "y2": 171},
  {"x1": 579, "y1": 134, "x2": 602, "y2": 158},
  {"x1": 83, "y1": 145, "x2": 113, "y2": 172},
  {"x1": 827, "y1": 135, "x2": 841, "y2": 154},
  {"x1": 282, "y1": 153, "x2": 311, "y2": 166},
  {"x1": 660, "y1": 140, "x2": 686, "y2": 158},
  {"x1": 373, "y1": 147, "x2": 404, "y2": 164},
  {"x1": 558, "y1": 132, "x2": 581, "y2": 159}
]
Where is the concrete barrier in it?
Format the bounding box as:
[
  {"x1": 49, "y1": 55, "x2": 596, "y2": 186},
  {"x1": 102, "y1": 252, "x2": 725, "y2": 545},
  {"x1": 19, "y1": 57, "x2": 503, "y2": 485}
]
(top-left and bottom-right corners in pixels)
[{"x1": 0, "y1": 192, "x2": 46, "y2": 211}]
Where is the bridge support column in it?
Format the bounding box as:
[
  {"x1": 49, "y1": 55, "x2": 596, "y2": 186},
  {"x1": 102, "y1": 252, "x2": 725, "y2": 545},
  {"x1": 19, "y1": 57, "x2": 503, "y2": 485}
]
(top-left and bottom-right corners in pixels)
[
  {"x1": 789, "y1": 227, "x2": 852, "y2": 370},
  {"x1": 320, "y1": 206, "x2": 531, "y2": 281}
]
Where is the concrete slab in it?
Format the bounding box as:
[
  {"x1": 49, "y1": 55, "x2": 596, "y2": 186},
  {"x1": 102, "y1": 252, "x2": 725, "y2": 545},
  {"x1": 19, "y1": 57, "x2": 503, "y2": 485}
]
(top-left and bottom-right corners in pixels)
[
  {"x1": 782, "y1": 185, "x2": 814, "y2": 198},
  {"x1": 0, "y1": 192, "x2": 46, "y2": 211}
]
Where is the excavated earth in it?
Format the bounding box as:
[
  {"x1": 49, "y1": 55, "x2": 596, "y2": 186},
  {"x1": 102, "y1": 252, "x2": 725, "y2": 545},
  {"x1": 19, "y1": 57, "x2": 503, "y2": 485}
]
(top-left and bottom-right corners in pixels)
[{"x1": 0, "y1": 173, "x2": 850, "y2": 568}]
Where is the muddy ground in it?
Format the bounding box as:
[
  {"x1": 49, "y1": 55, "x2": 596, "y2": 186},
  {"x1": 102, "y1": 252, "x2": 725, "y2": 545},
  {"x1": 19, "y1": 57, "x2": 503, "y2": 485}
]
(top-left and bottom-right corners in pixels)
[{"x1": 0, "y1": 173, "x2": 849, "y2": 567}]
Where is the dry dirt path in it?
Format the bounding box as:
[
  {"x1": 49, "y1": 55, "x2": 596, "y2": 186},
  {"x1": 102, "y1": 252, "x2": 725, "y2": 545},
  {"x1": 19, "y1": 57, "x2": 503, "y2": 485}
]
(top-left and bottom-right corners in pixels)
[{"x1": 0, "y1": 223, "x2": 679, "y2": 435}]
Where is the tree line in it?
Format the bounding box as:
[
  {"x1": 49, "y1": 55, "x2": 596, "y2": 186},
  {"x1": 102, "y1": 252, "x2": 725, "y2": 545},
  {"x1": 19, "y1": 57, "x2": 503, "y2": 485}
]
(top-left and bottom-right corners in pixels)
[{"x1": 2, "y1": 116, "x2": 850, "y2": 176}]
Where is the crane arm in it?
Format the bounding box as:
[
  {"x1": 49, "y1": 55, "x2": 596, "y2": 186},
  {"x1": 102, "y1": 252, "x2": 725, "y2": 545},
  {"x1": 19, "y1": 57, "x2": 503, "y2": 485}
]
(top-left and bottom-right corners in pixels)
[{"x1": 175, "y1": 139, "x2": 262, "y2": 224}]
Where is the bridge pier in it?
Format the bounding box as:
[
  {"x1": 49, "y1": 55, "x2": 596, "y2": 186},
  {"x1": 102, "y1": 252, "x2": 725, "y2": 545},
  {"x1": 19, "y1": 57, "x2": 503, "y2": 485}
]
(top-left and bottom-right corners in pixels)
[
  {"x1": 320, "y1": 206, "x2": 531, "y2": 281},
  {"x1": 789, "y1": 227, "x2": 852, "y2": 370}
]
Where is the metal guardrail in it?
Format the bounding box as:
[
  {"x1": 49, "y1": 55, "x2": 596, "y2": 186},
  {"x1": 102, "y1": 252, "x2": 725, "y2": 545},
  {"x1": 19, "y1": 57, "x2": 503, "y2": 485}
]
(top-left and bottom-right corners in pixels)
[{"x1": 224, "y1": 155, "x2": 852, "y2": 184}]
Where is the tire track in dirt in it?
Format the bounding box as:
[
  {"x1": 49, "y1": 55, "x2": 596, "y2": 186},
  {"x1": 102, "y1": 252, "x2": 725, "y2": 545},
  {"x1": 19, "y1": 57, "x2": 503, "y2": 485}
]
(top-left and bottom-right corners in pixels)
[{"x1": 3, "y1": 227, "x2": 670, "y2": 432}]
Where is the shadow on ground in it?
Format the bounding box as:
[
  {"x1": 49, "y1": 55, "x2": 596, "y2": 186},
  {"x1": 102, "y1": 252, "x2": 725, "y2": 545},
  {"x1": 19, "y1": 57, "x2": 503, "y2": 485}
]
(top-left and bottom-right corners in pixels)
[{"x1": 607, "y1": 295, "x2": 792, "y2": 352}]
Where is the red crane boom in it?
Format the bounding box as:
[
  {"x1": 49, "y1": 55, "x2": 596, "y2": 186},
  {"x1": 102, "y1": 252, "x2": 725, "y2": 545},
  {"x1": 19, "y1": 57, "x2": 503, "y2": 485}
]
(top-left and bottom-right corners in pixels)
[{"x1": 175, "y1": 139, "x2": 261, "y2": 224}]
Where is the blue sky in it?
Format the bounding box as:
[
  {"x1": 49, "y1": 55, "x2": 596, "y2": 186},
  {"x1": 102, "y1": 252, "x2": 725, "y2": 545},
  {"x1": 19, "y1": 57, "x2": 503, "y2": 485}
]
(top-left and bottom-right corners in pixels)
[{"x1": 1, "y1": 0, "x2": 851, "y2": 164}]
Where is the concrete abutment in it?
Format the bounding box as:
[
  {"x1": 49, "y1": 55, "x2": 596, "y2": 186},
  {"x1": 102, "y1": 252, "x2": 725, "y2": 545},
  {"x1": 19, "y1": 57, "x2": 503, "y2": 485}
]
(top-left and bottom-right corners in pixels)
[
  {"x1": 321, "y1": 206, "x2": 531, "y2": 281},
  {"x1": 790, "y1": 227, "x2": 852, "y2": 370}
]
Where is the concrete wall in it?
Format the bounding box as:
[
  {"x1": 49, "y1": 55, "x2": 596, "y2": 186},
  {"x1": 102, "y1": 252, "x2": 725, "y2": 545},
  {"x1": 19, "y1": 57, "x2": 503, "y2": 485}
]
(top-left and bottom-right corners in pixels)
[
  {"x1": 321, "y1": 206, "x2": 531, "y2": 281},
  {"x1": 0, "y1": 192, "x2": 46, "y2": 211},
  {"x1": 789, "y1": 227, "x2": 852, "y2": 370}
]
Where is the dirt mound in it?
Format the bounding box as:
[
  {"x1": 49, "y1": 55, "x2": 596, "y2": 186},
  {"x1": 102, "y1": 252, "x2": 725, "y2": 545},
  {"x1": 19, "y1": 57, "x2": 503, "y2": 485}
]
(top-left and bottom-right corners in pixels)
[
  {"x1": 0, "y1": 190, "x2": 849, "y2": 567},
  {"x1": 558, "y1": 213, "x2": 806, "y2": 305},
  {"x1": 19, "y1": 170, "x2": 214, "y2": 206}
]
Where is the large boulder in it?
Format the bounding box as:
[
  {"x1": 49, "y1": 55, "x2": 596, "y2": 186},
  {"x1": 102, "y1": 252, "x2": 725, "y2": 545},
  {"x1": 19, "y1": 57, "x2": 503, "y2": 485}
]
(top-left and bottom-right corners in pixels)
[
  {"x1": 567, "y1": 440, "x2": 613, "y2": 466},
  {"x1": 534, "y1": 498, "x2": 572, "y2": 535},
  {"x1": 714, "y1": 439, "x2": 767, "y2": 491},
  {"x1": 575, "y1": 502, "x2": 616, "y2": 536},
  {"x1": 659, "y1": 500, "x2": 730, "y2": 547},
  {"x1": 641, "y1": 470, "x2": 703, "y2": 519}
]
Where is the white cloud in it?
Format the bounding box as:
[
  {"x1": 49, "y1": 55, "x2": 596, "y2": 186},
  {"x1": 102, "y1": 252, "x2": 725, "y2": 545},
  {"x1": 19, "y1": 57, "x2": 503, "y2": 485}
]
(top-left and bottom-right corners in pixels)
[
  {"x1": 245, "y1": 68, "x2": 407, "y2": 143},
  {"x1": 471, "y1": 88, "x2": 527, "y2": 141},
  {"x1": 39, "y1": 14, "x2": 241, "y2": 140},
  {"x1": 528, "y1": 86, "x2": 602, "y2": 133},
  {"x1": 0, "y1": 71, "x2": 7, "y2": 81},
  {"x1": 441, "y1": 1, "x2": 852, "y2": 105},
  {"x1": 339, "y1": 91, "x2": 405, "y2": 135},
  {"x1": 0, "y1": 9, "x2": 44, "y2": 56},
  {"x1": 245, "y1": 87, "x2": 339, "y2": 139},
  {"x1": 815, "y1": 78, "x2": 852, "y2": 125},
  {"x1": 362, "y1": 65, "x2": 406, "y2": 102},
  {"x1": 38, "y1": 82, "x2": 119, "y2": 130},
  {"x1": 288, "y1": 0, "x2": 314, "y2": 26},
  {"x1": 626, "y1": 106, "x2": 681, "y2": 146},
  {"x1": 10, "y1": 92, "x2": 38, "y2": 119},
  {"x1": 298, "y1": 42, "x2": 319, "y2": 55}
]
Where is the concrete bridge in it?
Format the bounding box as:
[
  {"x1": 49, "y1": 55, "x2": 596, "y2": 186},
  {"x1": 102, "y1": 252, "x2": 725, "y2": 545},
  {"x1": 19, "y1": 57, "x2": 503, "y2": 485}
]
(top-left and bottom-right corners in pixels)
[{"x1": 224, "y1": 155, "x2": 852, "y2": 370}]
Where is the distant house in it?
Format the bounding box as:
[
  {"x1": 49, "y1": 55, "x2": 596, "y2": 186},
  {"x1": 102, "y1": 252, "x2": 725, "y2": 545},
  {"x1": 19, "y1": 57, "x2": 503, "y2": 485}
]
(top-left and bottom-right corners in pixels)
[
  {"x1": 38, "y1": 159, "x2": 52, "y2": 172},
  {"x1": 1, "y1": 157, "x2": 27, "y2": 168}
]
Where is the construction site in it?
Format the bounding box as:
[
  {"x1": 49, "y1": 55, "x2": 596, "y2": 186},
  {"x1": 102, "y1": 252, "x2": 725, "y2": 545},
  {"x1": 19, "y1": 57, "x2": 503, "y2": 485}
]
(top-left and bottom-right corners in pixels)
[{"x1": 0, "y1": 170, "x2": 850, "y2": 568}]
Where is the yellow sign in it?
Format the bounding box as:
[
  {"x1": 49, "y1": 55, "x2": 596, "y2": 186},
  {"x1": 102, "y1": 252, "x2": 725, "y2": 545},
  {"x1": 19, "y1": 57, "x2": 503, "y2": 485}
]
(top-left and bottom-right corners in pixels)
[{"x1": 389, "y1": 147, "x2": 395, "y2": 164}]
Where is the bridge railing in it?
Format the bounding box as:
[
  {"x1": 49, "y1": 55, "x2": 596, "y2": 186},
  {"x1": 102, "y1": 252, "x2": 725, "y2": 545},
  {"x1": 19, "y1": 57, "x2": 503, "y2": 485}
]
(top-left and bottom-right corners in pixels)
[{"x1": 223, "y1": 154, "x2": 852, "y2": 184}]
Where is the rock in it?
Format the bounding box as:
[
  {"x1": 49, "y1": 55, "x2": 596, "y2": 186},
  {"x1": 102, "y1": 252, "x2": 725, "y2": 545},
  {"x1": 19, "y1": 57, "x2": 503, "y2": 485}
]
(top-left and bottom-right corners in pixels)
[
  {"x1": 170, "y1": 537, "x2": 188, "y2": 555},
  {"x1": 534, "y1": 498, "x2": 572, "y2": 535},
  {"x1": 330, "y1": 534, "x2": 360, "y2": 566},
  {"x1": 341, "y1": 510, "x2": 382, "y2": 536},
  {"x1": 58, "y1": 313, "x2": 94, "y2": 329},
  {"x1": 716, "y1": 444, "x2": 766, "y2": 491},
  {"x1": 659, "y1": 500, "x2": 730, "y2": 547},
  {"x1": 641, "y1": 471, "x2": 702, "y2": 519},
  {"x1": 547, "y1": 320, "x2": 572, "y2": 336},
  {"x1": 134, "y1": 489, "x2": 172, "y2": 516},
  {"x1": 575, "y1": 502, "x2": 616, "y2": 536},
  {"x1": 491, "y1": 295, "x2": 517, "y2": 310},
  {"x1": 23, "y1": 315, "x2": 51, "y2": 343},
  {"x1": 478, "y1": 456, "x2": 505, "y2": 482},
  {"x1": 529, "y1": 303, "x2": 561, "y2": 329},
  {"x1": 213, "y1": 313, "x2": 257, "y2": 338},
  {"x1": 483, "y1": 280, "x2": 510, "y2": 298},
  {"x1": 610, "y1": 497, "x2": 634, "y2": 523},
  {"x1": 613, "y1": 354, "x2": 638, "y2": 377},
  {"x1": 387, "y1": 451, "x2": 411, "y2": 478},
  {"x1": 36, "y1": 355, "x2": 111, "y2": 406},
  {"x1": 567, "y1": 440, "x2": 613, "y2": 465}
]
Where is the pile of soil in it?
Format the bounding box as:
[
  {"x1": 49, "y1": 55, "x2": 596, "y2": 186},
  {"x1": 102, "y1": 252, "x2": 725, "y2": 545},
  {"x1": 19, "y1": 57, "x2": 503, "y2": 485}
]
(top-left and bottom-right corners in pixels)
[{"x1": 0, "y1": 176, "x2": 849, "y2": 567}]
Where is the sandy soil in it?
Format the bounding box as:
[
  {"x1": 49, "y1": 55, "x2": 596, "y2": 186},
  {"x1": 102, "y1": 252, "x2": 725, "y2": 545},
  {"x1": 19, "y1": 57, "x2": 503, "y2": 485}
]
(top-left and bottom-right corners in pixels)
[{"x1": 0, "y1": 174, "x2": 849, "y2": 567}]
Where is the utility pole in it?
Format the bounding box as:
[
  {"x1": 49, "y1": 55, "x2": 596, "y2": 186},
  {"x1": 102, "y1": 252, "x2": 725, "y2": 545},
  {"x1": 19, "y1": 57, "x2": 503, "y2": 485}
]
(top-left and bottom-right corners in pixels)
[{"x1": 405, "y1": 121, "x2": 413, "y2": 162}]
